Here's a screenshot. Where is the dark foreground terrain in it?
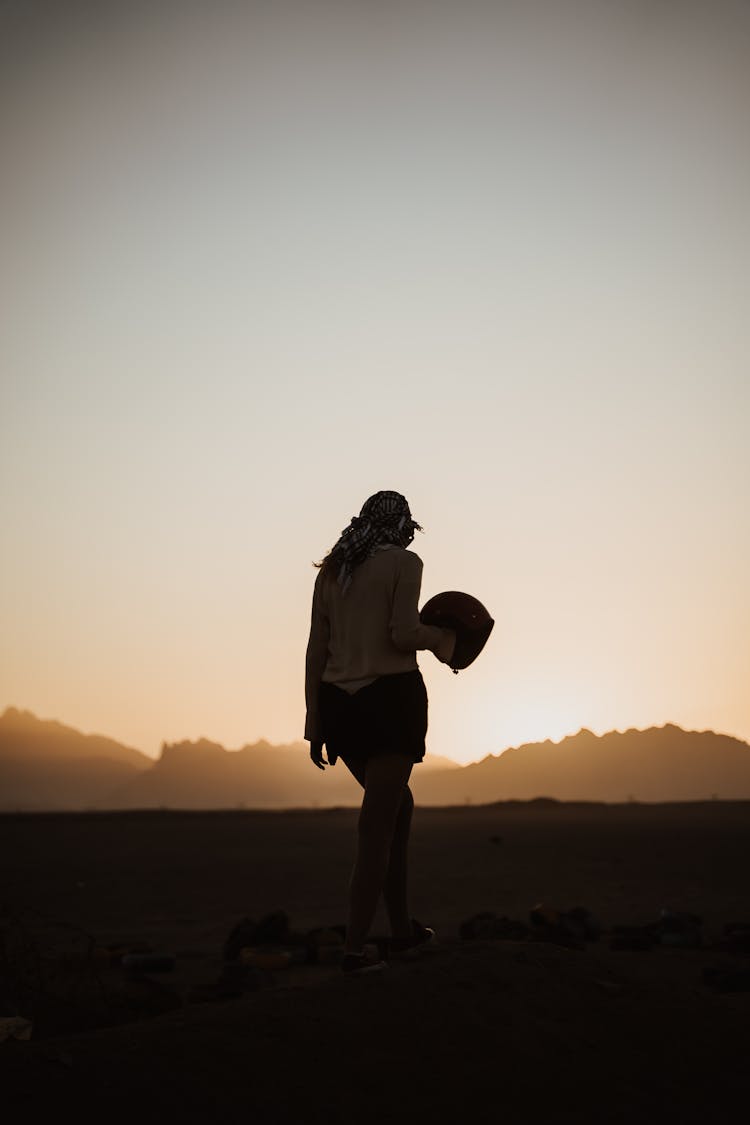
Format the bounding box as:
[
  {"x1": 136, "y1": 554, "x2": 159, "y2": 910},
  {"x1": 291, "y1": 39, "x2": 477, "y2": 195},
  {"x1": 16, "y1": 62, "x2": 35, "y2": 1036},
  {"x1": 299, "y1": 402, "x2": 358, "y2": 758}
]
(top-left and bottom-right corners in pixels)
[{"x1": 2, "y1": 801, "x2": 749, "y2": 1122}]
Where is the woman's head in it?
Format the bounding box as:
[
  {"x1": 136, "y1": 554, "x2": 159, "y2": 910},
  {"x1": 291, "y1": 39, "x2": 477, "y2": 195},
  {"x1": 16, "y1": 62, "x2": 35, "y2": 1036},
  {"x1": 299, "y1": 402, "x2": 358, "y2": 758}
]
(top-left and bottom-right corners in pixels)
[
  {"x1": 356, "y1": 491, "x2": 422, "y2": 547},
  {"x1": 315, "y1": 490, "x2": 423, "y2": 592}
]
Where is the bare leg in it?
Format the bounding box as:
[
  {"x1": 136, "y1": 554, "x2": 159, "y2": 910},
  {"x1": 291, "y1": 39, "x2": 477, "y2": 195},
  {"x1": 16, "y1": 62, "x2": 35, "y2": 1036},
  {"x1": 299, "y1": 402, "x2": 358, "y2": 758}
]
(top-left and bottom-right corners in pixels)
[
  {"x1": 383, "y1": 785, "x2": 414, "y2": 940},
  {"x1": 341, "y1": 756, "x2": 415, "y2": 941},
  {"x1": 341, "y1": 753, "x2": 413, "y2": 954}
]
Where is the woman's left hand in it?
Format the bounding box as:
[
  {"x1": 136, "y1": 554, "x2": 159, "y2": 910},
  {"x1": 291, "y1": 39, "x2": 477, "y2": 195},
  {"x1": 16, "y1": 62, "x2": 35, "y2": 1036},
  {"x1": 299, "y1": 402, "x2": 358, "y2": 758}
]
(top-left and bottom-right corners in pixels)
[{"x1": 310, "y1": 740, "x2": 329, "y2": 770}]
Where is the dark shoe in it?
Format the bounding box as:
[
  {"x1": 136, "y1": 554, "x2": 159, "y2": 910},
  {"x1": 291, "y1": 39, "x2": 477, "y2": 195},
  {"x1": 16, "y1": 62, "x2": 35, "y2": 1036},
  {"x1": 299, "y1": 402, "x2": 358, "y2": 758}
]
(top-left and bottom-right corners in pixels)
[{"x1": 389, "y1": 919, "x2": 437, "y2": 959}]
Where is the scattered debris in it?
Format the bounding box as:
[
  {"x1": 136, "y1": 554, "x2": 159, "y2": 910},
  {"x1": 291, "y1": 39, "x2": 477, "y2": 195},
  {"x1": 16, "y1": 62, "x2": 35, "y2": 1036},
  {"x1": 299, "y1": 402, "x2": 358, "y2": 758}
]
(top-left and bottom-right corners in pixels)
[
  {"x1": 223, "y1": 915, "x2": 347, "y2": 969},
  {"x1": 656, "y1": 909, "x2": 702, "y2": 948},
  {"x1": 239, "y1": 948, "x2": 306, "y2": 970},
  {"x1": 0, "y1": 1016, "x2": 32, "y2": 1042},
  {"x1": 304, "y1": 926, "x2": 345, "y2": 965},
  {"x1": 529, "y1": 904, "x2": 601, "y2": 949},
  {"x1": 223, "y1": 912, "x2": 294, "y2": 962},
  {"x1": 611, "y1": 909, "x2": 702, "y2": 951},
  {"x1": 93, "y1": 942, "x2": 154, "y2": 967},
  {"x1": 460, "y1": 905, "x2": 602, "y2": 949}
]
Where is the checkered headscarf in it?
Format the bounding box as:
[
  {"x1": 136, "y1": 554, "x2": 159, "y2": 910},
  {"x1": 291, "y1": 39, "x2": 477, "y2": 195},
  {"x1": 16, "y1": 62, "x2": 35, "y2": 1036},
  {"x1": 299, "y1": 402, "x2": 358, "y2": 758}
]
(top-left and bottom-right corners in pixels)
[{"x1": 330, "y1": 491, "x2": 422, "y2": 595}]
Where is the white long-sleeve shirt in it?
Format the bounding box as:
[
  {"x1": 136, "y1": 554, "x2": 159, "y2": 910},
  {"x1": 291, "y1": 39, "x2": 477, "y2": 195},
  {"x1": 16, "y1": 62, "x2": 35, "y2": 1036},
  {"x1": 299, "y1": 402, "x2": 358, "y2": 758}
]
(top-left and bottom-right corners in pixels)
[{"x1": 304, "y1": 545, "x2": 451, "y2": 742}]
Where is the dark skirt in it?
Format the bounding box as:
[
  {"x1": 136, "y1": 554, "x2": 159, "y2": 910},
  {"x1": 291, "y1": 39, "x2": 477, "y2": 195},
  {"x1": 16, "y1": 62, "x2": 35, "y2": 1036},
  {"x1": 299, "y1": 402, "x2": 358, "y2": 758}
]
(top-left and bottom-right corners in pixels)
[{"x1": 318, "y1": 670, "x2": 428, "y2": 766}]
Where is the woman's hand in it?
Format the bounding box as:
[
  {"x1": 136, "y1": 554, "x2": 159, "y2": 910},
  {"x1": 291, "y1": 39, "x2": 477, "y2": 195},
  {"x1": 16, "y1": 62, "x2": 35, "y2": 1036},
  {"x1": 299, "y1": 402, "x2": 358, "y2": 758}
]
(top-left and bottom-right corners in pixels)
[
  {"x1": 436, "y1": 628, "x2": 457, "y2": 665},
  {"x1": 309, "y1": 740, "x2": 329, "y2": 770}
]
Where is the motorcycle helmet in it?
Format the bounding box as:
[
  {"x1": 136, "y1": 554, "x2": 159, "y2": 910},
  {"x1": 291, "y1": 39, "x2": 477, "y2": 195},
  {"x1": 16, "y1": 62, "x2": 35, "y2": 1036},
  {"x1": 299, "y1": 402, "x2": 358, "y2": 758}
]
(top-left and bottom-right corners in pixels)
[{"x1": 419, "y1": 591, "x2": 494, "y2": 673}]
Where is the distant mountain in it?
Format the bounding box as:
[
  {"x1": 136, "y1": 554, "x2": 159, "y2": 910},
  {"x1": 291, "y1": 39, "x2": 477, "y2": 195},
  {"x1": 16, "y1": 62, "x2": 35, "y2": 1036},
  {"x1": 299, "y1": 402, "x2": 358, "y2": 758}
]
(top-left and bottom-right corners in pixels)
[
  {"x1": 0, "y1": 707, "x2": 151, "y2": 810},
  {"x1": 106, "y1": 739, "x2": 459, "y2": 809},
  {"x1": 2, "y1": 708, "x2": 749, "y2": 809},
  {"x1": 412, "y1": 724, "x2": 750, "y2": 805},
  {"x1": 0, "y1": 707, "x2": 458, "y2": 810},
  {"x1": 106, "y1": 737, "x2": 354, "y2": 809}
]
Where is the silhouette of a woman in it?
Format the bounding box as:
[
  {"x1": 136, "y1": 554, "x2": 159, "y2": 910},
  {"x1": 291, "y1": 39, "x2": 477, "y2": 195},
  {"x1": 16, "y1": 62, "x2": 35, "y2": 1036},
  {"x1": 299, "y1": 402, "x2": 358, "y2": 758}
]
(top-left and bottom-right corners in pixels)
[{"x1": 305, "y1": 490, "x2": 456, "y2": 972}]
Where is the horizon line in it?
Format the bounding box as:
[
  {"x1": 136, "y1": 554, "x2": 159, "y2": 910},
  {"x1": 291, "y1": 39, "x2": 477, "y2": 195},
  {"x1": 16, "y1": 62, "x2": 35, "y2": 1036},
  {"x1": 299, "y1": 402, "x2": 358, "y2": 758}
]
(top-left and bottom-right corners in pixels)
[{"x1": 3, "y1": 705, "x2": 749, "y2": 768}]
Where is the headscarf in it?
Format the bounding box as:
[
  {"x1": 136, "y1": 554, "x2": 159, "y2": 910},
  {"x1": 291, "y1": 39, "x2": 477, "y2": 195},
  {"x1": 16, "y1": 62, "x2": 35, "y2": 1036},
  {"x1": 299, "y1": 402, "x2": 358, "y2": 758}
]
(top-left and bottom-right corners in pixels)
[{"x1": 329, "y1": 491, "x2": 422, "y2": 595}]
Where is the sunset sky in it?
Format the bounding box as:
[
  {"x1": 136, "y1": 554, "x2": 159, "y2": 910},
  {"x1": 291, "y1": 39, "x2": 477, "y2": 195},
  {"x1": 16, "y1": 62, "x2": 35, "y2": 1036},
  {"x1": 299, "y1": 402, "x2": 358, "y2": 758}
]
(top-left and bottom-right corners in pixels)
[{"x1": 2, "y1": 1, "x2": 748, "y2": 766}]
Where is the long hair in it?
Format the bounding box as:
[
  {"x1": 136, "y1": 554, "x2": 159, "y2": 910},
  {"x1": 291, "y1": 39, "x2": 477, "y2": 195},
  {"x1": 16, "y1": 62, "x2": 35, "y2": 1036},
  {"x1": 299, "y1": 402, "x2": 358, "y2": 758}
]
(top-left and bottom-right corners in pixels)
[{"x1": 312, "y1": 545, "x2": 341, "y2": 583}]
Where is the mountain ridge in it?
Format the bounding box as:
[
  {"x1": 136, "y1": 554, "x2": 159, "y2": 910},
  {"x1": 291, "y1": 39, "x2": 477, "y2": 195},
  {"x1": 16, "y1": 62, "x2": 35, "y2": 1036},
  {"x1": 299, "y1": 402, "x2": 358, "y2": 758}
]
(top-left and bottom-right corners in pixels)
[{"x1": 2, "y1": 706, "x2": 749, "y2": 809}]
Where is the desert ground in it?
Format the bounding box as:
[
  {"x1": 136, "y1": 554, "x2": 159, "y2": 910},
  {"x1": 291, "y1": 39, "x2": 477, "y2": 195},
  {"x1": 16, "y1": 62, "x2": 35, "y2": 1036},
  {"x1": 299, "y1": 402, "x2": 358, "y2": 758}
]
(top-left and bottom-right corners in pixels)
[{"x1": 2, "y1": 801, "x2": 750, "y2": 1122}]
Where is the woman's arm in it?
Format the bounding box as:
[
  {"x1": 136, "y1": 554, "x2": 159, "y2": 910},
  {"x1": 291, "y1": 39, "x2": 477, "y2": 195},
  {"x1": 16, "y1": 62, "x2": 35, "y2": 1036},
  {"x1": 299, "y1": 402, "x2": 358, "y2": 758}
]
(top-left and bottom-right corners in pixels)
[
  {"x1": 304, "y1": 572, "x2": 330, "y2": 741},
  {"x1": 390, "y1": 552, "x2": 456, "y2": 662}
]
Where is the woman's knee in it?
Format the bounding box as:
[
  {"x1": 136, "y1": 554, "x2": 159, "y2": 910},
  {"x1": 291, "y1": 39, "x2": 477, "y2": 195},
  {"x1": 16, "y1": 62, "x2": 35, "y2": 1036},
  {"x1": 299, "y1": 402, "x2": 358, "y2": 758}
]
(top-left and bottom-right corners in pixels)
[
  {"x1": 357, "y1": 755, "x2": 413, "y2": 833},
  {"x1": 358, "y1": 789, "x2": 404, "y2": 839}
]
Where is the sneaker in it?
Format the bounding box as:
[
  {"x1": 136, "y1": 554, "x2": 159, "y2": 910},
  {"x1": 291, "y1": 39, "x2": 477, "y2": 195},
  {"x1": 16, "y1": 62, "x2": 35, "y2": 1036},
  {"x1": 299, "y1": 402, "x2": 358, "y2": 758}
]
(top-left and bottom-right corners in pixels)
[
  {"x1": 389, "y1": 919, "x2": 437, "y2": 959},
  {"x1": 341, "y1": 952, "x2": 387, "y2": 975}
]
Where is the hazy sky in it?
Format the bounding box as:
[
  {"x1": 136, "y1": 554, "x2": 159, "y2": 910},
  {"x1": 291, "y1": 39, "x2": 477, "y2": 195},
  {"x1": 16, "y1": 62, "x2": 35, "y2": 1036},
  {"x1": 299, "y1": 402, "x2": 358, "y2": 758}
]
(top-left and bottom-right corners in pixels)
[{"x1": 2, "y1": 0, "x2": 748, "y2": 765}]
